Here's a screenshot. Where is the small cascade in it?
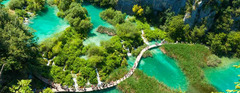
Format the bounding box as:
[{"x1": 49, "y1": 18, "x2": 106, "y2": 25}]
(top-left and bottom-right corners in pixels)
[
  {"x1": 95, "y1": 68, "x2": 102, "y2": 85},
  {"x1": 72, "y1": 74, "x2": 79, "y2": 91},
  {"x1": 47, "y1": 60, "x2": 51, "y2": 66},
  {"x1": 52, "y1": 62, "x2": 55, "y2": 66},
  {"x1": 86, "y1": 80, "x2": 91, "y2": 86},
  {"x1": 47, "y1": 56, "x2": 56, "y2": 66},
  {"x1": 141, "y1": 30, "x2": 150, "y2": 45},
  {"x1": 63, "y1": 65, "x2": 66, "y2": 71},
  {"x1": 126, "y1": 48, "x2": 132, "y2": 57}
]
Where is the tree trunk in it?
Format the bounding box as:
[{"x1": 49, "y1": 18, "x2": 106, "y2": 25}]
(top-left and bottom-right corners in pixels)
[{"x1": 0, "y1": 63, "x2": 6, "y2": 82}]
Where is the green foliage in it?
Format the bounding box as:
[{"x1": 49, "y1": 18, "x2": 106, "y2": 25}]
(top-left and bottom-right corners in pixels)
[
  {"x1": 9, "y1": 0, "x2": 45, "y2": 13},
  {"x1": 190, "y1": 25, "x2": 206, "y2": 43},
  {"x1": 166, "y1": 15, "x2": 190, "y2": 42},
  {"x1": 162, "y1": 44, "x2": 217, "y2": 93},
  {"x1": 57, "y1": 11, "x2": 65, "y2": 18},
  {"x1": 64, "y1": 2, "x2": 92, "y2": 35},
  {"x1": 132, "y1": 45, "x2": 152, "y2": 58},
  {"x1": 15, "y1": 9, "x2": 29, "y2": 18},
  {"x1": 100, "y1": 8, "x2": 126, "y2": 25},
  {"x1": 86, "y1": 0, "x2": 118, "y2": 7},
  {"x1": 8, "y1": 0, "x2": 25, "y2": 10},
  {"x1": 145, "y1": 28, "x2": 166, "y2": 41},
  {"x1": 56, "y1": 0, "x2": 73, "y2": 11},
  {"x1": 136, "y1": 21, "x2": 166, "y2": 41},
  {"x1": 50, "y1": 66, "x2": 74, "y2": 87},
  {"x1": 116, "y1": 22, "x2": 143, "y2": 48},
  {"x1": 105, "y1": 67, "x2": 128, "y2": 82},
  {"x1": 96, "y1": 26, "x2": 116, "y2": 36},
  {"x1": 0, "y1": 7, "x2": 38, "y2": 88},
  {"x1": 226, "y1": 32, "x2": 240, "y2": 57},
  {"x1": 87, "y1": 45, "x2": 107, "y2": 57},
  {"x1": 101, "y1": 36, "x2": 123, "y2": 53},
  {"x1": 88, "y1": 56, "x2": 104, "y2": 67},
  {"x1": 25, "y1": 0, "x2": 45, "y2": 13},
  {"x1": 41, "y1": 88, "x2": 53, "y2": 93},
  {"x1": 9, "y1": 80, "x2": 33, "y2": 93},
  {"x1": 121, "y1": 58, "x2": 128, "y2": 67},
  {"x1": 52, "y1": 41, "x2": 62, "y2": 56},
  {"x1": 206, "y1": 31, "x2": 240, "y2": 57},
  {"x1": 117, "y1": 69, "x2": 177, "y2": 93},
  {"x1": 207, "y1": 33, "x2": 228, "y2": 56},
  {"x1": 77, "y1": 76, "x2": 87, "y2": 87}
]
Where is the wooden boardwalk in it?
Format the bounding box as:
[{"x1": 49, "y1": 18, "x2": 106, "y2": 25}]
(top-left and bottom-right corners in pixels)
[{"x1": 35, "y1": 42, "x2": 164, "y2": 92}]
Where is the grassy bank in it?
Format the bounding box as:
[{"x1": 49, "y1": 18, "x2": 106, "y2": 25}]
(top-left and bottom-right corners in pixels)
[
  {"x1": 218, "y1": 57, "x2": 240, "y2": 67},
  {"x1": 105, "y1": 67, "x2": 129, "y2": 83},
  {"x1": 117, "y1": 69, "x2": 178, "y2": 93},
  {"x1": 161, "y1": 44, "x2": 217, "y2": 93}
]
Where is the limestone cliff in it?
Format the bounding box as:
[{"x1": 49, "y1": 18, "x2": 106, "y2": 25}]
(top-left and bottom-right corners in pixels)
[
  {"x1": 184, "y1": 0, "x2": 218, "y2": 29},
  {"x1": 115, "y1": 0, "x2": 187, "y2": 14}
]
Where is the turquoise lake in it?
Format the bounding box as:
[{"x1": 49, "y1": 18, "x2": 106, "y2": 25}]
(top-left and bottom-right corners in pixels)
[
  {"x1": 205, "y1": 61, "x2": 240, "y2": 92},
  {"x1": 28, "y1": 5, "x2": 69, "y2": 43},
  {"x1": 24, "y1": 2, "x2": 240, "y2": 92},
  {"x1": 1, "y1": 0, "x2": 10, "y2": 6},
  {"x1": 127, "y1": 48, "x2": 188, "y2": 91},
  {"x1": 82, "y1": 3, "x2": 113, "y2": 46}
]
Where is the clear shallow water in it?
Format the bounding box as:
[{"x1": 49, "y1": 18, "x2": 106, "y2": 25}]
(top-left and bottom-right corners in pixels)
[
  {"x1": 1, "y1": 0, "x2": 10, "y2": 5},
  {"x1": 25, "y1": 3, "x2": 239, "y2": 93},
  {"x1": 82, "y1": 3, "x2": 113, "y2": 46},
  {"x1": 28, "y1": 5, "x2": 69, "y2": 43},
  {"x1": 127, "y1": 48, "x2": 188, "y2": 91},
  {"x1": 204, "y1": 61, "x2": 240, "y2": 92},
  {"x1": 90, "y1": 87, "x2": 121, "y2": 93}
]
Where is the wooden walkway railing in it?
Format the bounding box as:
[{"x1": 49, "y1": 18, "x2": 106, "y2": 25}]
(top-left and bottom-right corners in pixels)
[{"x1": 34, "y1": 42, "x2": 164, "y2": 92}]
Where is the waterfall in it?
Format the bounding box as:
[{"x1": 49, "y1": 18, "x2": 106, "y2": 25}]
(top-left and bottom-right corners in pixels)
[
  {"x1": 122, "y1": 41, "x2": 132, "y2": 56},
  {"x1": 47, "y1": 59, "x2": 51, "y2": 66},
  {"x1": 47, "y1": 56, "x2": 55, "y2": 66},
  {"x1": 63, "y1": 65, "x2": 66, "y2": 71},
  {"x1": 95, "y1": 68, "x2": 102, "y2": 85},
  {"x1": 52, "y1": 62, "x2": 55, "y2": 66},
  {"x1": 87, "y1": 80, "x2": 91, "y2": 85},
  {"x1": 72, "y1": 74, "x2": 79, "y2": 91},
  {"x1": 141, "y1": 30, "x2": 150, "y2": 45},
  {"x1": 127, "y1": 48, "x2": 132, "y2": 57}
]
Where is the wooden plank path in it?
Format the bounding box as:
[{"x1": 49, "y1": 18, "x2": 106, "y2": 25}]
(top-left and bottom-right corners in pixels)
[{"x1": 34, "y1": 42, "x2": 164, "y2": 92}]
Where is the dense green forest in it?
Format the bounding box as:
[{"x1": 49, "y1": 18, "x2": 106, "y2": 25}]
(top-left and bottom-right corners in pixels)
[{"x1": 1, "y1": 0, "x2": 240, "y2": 92}]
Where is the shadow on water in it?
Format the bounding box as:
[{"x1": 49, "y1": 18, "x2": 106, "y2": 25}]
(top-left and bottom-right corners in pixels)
[
  {"x1": 37, "y1": 6, "x2": 50, "y2": 16},
  {"x1": 87, "y1": 31, "x2": 97, "y2": 37}
]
